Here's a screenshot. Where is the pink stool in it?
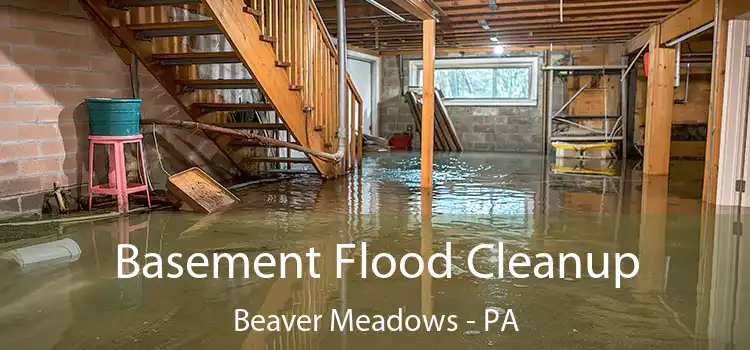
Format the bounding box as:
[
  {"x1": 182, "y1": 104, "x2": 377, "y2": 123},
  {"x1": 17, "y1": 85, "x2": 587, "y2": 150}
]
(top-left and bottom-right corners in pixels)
[{"x1": 88, "y1": 134, "x2": 151, "y2": 213}]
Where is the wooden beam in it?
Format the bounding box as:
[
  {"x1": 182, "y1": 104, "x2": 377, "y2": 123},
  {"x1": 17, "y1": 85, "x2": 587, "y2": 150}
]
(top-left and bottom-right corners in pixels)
[
  {"x1": 421, "y1": 19, "x2": 436, "y2": 189},
  {"x1": 659, "y1": 0, "x2": 715, "y2": 44},
  {"x1": 433, "y1": 0, "x2": 683, "y2": 8},
  {"x1": 626, "y1": 0, "x2": 716, "y2": 53},
  {"x1": 379, "y1": 44, "x2": 588, "y2": 56},
  {"x1": 346, "y1": 44, "x2": 380, "y2": 57},
  {"x1": 702, "y1": 2, "x2": 728, "y2": 203},
  {"x1": 626, "y1": 27, "x2": 651, "y2": 53},
  {"x1": 441, "y1": 2, "x2": 683, "y2": 17},
  {"x1": 644, "y1": 26, "x2": 677, "y2": 175},
  {"x1": 723, "y1": 0, "x2": 750, "y2": 19},
  {"x1": 392, "y1": 0, "x2": 436, "y2": 20},
  {"x1": 345, "y1": 18, "x2": 653, "y2": 35}
]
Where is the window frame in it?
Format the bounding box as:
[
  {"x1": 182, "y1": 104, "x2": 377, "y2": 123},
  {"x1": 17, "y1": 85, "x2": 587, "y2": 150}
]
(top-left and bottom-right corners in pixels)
[{"x1": 408, "y1": 56, "x2": 540, "y2": 107}]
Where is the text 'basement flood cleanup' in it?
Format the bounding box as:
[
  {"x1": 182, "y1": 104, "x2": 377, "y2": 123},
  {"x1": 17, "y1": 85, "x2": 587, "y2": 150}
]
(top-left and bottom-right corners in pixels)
[{"x1": 118, "y1": 242, "x2": 639, "y2": 288}]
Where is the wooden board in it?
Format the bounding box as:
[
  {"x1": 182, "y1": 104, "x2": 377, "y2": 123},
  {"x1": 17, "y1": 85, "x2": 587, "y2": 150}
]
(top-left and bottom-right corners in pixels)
[
  {"x1": 166, "y1": 167, "x2": 240, "y2": 213},
  {"x1": 406, "y1": 90, "x2": 462, "y2": 152},
  {"x1": 407, "y1": 90, "x2": 445, "y2": 151},
  {"x1": 434, "y1": 91, "x2": 463, "y2": 152}
]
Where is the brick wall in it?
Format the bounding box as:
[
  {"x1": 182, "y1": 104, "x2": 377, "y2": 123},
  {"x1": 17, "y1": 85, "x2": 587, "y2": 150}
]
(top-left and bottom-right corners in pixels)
[{"x1": 0, "y1": 4, "x2": 238, "y2": 219}]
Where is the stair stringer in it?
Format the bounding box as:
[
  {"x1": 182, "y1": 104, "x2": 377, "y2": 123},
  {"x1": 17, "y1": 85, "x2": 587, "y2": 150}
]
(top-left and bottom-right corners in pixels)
[
  {"x1": 79, "y1": 0, "x2": 273, "y2": 176},
  {"x1": 200, "y1": 0, "x2": 337, "y2": 178}
]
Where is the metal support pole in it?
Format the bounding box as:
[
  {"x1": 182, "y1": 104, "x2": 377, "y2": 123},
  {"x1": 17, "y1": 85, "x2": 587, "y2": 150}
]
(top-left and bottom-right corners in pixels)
[
  {"x1": 621, "y1": 67, "x2": 628, "y2": 160},
  {"x1": 546, "y1": 69, "x2": 554, "y2": 155},
  {"x1": 130, "y1": 54, "x2": 139, "y2": 98},
  {"x1": 337, "y1": 0, "x2": 347, "y2": 173}
]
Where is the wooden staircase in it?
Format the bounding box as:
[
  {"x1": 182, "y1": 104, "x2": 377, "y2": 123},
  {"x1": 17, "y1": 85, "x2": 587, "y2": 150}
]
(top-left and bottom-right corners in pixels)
[{"x1": 79, "y1": 0, "x2": 363, "y2": 178}]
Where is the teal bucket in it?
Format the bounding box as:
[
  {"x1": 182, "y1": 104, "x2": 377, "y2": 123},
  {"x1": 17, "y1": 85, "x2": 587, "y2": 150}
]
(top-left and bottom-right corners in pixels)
[{"x1": 86, "y1": 98, "x2": 142, "y2": 136}]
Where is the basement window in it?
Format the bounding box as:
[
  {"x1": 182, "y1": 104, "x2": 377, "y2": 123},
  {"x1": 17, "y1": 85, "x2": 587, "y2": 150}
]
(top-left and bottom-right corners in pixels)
[{"x1": 408, "y1": 57, "x2": 540, "y2": 106}]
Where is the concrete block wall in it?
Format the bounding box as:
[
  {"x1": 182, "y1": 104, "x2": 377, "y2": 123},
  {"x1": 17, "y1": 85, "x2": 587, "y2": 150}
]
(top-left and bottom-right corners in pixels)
[
  {"x1": 0, "y1": 4, "x2": 238, "y2": 219},
  {"x1": 378, "y1": 51, "x2": 546, "y2": 153}
]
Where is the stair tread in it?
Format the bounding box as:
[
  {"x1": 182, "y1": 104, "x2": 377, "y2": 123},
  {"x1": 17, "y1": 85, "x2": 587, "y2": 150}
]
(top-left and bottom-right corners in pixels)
[
  {"x1": 111, "y1": 0, "x2": 201, "y2": 7},
  {"x1": 214, "y1": 122, "x2": 286, "y2": 129},
  {"x1": 128, "y1": 20, "x2": 221, "y2": 38},
  {"x1": 128, "y1": 20, "x2": 216, "y2": 31},
  {"x1": 153, "y1": 51, "x2": 240, "y2": 65},
  {"x1": 249, "y1": 157, "x2": 311, "y2": 163},
  {"x1": 194, "y1": 103, "x2": 274, "y2": 112},
  {"x1": 177, "y1": 79, "x2": 257, "y2": 89}
]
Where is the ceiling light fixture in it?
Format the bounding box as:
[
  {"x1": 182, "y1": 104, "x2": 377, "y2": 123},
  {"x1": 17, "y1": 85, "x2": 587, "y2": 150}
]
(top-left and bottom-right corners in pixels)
[
  {"x1": 493, "y1": 45, "x2": 505, "y2": 55},
  {"x1": 489, "y1": 37, "x2": 499, "y2": 42},
  {"x1": 478, "y1": 19, "x2": 491, "y2": 31}
]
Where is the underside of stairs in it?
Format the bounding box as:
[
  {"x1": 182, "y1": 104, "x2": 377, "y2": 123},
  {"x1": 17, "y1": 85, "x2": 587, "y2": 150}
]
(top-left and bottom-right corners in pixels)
[{"x1": 78, "y1": 0, "x2": 363, "y2": 179}]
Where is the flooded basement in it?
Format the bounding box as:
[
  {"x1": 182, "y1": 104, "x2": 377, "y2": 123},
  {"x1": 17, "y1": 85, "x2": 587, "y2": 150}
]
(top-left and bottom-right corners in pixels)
[{"x1": 0, "y1": 152, "x2": 747, "y2": 349}]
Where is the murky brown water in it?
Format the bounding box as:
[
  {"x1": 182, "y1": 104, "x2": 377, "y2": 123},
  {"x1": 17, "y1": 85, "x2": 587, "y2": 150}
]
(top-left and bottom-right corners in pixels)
[{"x1": 0, "y1": 152, "x2": 747, "y2": 349}]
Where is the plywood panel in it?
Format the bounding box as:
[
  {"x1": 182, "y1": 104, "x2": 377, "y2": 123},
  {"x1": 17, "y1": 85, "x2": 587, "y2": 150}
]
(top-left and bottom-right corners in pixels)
[{"x1": 673, "y1": 74, "x2": 711, "y2": 124}]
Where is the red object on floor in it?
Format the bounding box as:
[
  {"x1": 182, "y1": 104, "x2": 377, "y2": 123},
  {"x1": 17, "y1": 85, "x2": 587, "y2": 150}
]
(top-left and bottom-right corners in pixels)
[
  {"x1": 644, "y1": 51, "x2": 650, "y2": 77},
  {"x1": 88, "y1": 134, "x2": 151, "y2": 213},
  {"x1": 388, "y1": 133, "x2": 413, "y2": 150}
]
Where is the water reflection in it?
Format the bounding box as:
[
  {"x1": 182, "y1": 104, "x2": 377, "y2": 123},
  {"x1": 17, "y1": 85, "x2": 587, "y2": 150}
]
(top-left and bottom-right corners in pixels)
[{"x1": 0, "y1": 152, "x2": 746, "y2": 349}]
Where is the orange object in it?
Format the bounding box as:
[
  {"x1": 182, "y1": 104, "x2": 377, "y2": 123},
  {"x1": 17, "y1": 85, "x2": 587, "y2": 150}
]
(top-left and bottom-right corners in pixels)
[{"x1": 644, "y1": 51, "x2": 650, "y2": 77}]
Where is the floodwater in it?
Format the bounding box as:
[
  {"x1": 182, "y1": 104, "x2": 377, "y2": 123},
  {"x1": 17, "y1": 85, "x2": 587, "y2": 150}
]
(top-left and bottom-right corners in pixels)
[{"x1": 0, "y1": 152, "x2": 747, "y2": 349}]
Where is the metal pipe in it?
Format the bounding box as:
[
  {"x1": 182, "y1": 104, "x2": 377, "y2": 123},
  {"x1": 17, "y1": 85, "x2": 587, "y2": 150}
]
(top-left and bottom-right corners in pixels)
[
  {"x1": 337, "y1": 0, "x2": 348, "y2": 161},
  {"x1": 674, "y1": 42, "x2": 681, "y2": 87},
  {"x1": 425, "y1": 0, "x2": 447, "y2": 17},
  {"x1": 684, "y1": 63, "x2": 691, "y2": 103},
  {"x1": 360, "y1": 0, "x2": 419, "y2": 23},
  {"x1": 665, "y1": 21, "x2": 714, "y2": 47}
]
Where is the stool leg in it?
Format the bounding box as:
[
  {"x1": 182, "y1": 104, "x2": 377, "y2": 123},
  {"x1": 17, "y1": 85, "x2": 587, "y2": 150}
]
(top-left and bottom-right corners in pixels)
[
  {"x1": 108, "y1": 144, "x2": 117, "y2": 188},
  {"x1": 114, "y1": 142, "x2": 128, "y2": 213},
  {"x1": 138, "y1": 140, "x2": 151, "y2": 209},
  {"x1": 88, "y1": 141, "x2": 94, "y2": 211}
]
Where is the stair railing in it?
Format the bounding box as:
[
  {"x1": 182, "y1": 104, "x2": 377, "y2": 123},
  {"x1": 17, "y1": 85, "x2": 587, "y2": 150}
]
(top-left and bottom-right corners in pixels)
[{"x1": 255, "y1": 0, "x2": 363, "y2": 171}]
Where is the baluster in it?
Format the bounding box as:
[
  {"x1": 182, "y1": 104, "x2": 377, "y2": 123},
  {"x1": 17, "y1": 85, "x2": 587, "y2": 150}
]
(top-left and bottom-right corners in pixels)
[
  {"x1": 268, "y1": 0, "x2": 274, "y2": 40},
  {"x1": 259, "y1": 0, "x2": 265, "y2": 35},
  {"x1": 357, "y1": 96, "x2": 364, "y2": 168},
  {"x1": 289, "y1": 0, "x2": 295, "y2": 86},
  {"x1": 286, "y1": 0, "x2": 292, "y2": 66},
  {"x1": 316, "y1": 31, "x2": 320, "y2": 140},
  {"x1": 279, "y1": 0, "x2": 286, "y2": 63},
  {"x1": 350, "y1": 91, "x2": 355, "y2": 170},
  {"x1": 330, "y1": 48, "x2": 334, "y2": 148},
  {"x1": 324, "y1": 39, "x2": 330, "y2": 147},
  {"x1": 274, "y1": 0, "x2": 280, "y2": 58},
  {"x1": 294, "y1": 0, "x2": 300, "y2": 87},
  {"x1": 350, "y1": 94, "x2": 355, "y2": 170}
]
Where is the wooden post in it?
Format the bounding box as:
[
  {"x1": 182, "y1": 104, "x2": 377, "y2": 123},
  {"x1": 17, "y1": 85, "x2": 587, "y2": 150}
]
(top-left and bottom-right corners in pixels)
[
  {"x1": 420, "y1": 190, "x2": 433, "y2": 316},
  {"x1": 421, "y1": 19, "x2": 436, "y2": 189},
  {"x1": 643, "y1": 25, "x2": 677, "y2": 176},
  {"x1": 636, "y1": 175, "x2": 668, "y2": 293},
  {"x1": 703, "y1": 8, "x2": 728, "y2": 203}
]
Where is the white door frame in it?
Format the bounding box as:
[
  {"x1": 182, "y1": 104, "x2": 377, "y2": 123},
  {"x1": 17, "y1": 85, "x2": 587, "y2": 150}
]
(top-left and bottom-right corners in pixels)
[{"x1": 347, "y1": 50, "x2": 380, "y2": 137}]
